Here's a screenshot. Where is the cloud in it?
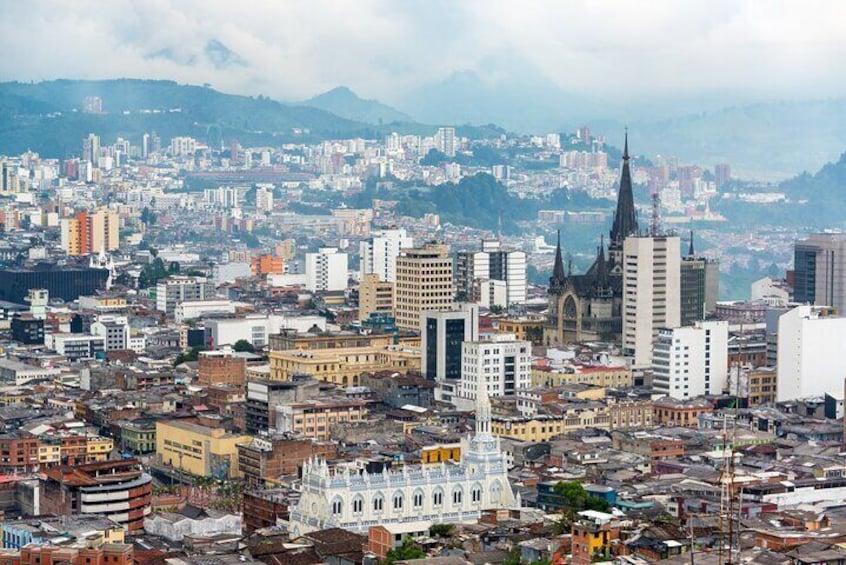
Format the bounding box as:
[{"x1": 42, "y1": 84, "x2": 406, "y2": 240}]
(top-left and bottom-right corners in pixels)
[{"x1": 1, "y1": 0, "x2": 845, "y2": 104}]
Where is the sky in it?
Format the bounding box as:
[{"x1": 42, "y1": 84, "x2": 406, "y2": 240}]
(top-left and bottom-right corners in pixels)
[{"x1": 3, "y1": 0, "x2": 846, "y2": 104}]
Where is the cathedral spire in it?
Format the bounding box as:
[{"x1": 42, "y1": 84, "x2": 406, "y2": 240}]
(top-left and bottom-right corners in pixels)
[
  {"x1": 595, "y1": 235, "x2": 608, "y2": 286},
  {"x1": 551, "y1": 229, "x2": 565, "y2": 285},
  {"x1": 610, "y1": 131, "x2": 639, "y2": 246},
  {"x1": 688, "y1": 229, "x2": 695, "y2": 257}
]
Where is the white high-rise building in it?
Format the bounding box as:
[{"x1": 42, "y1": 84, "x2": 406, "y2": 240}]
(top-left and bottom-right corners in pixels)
[
  {"x1": 288, "y1": 385, "x2": 515, "y2": 536},
  {"x1": 360, "y1": 228, "x2": 413, "y2": 283},
  {"x1": 305, "y1": 247, "x2": 348, "y2": 292},
  {"x1": 623, "y1": 236, "x2": 681, "y2": 368},
  {"x1": 777, "y1": 305, "x2": 846, "y2": 401},
  {"x1": 456, "y1": 239, "x2": 527, "y2": 306},
  {"x1": 156, "y1": 276, "x2": 217, "y2": 314},
  {"x1": 458, "y1": 334, "x2": 532, "y2": 404},
  {"x1": 435, "y1": 127, "x2": 456, "y2": 157},
  {"x1": 255, "y1": 185, "x2": 274, "y2": 213},
  {"x1": 652, "y1": 321, "x2": 728, "y2": 399},
  {"x1": 170, "y1": 136, "x2": 197, "y2": 156}
]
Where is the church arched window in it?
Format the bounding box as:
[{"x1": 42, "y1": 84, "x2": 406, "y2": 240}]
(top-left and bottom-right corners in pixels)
[
  {"x1": 432, "y1": 487, "x2": 444, "y2": 508},
  {"x1": 452, "y1": 487, "x2": 463, "y2": 505},
  {"x1": 393, "y1": 491, "x2": 404, "y2": 510},
  {"x1": 352, "y1": 495, "x2": 363, "y2": 514},
  {"x1": 331, "y1": 497, "x2": 343, "y2": 516},
  {"x1": 413, "y1": 489, "x2": 424, "y2": 509},
  {"x1": 471, "y1": 483, "x2": 482, "y2": 504},
  {"x1": 373, "y1": 493, "x2": 384, "y2": 512}
]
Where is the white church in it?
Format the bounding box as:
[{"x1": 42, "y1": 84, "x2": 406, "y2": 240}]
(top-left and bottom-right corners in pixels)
[{"x1": 288, "y1": 388, "x2": 516, "y2": 535}]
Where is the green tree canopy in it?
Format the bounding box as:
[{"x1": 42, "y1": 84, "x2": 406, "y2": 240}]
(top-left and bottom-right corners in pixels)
[
  {"x1": 232, "y1": 339, "x2": 255, "y2": 353},
  {"x1": 384, "y1": 538, "x2": 425, "y2": 564}
]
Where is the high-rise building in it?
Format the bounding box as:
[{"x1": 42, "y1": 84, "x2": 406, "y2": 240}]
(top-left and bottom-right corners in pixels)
[
  {"x1": 458, "y1": 334, "x2": 532, "y2": 403},
  {"x1": 141, "y1": 133, "x2": 150, "y2": 159},
  {"x1": 358, "y1": 273, "x2": 394, "y2": 321},
  {"x1": 680, "y1": 232, "x2": 719, "y2": 326},
  {"x1": 360, "y1": 228, "x2": 413, "y2": 283},
  {"x1": 776, "y1": 305, "x2": 846, "y2": 401},
  {"x1": 793, "y1": 233, "x2": 846, "y2": 314},
  {"x1": 435, "y1": 127, "x2": 456, "y2": 157},
  {"x1": 155, "y1": 275, "x2": 216, "y2": 314},
  {"x1": 714, "y1": 163, "x2": 731, "y2": 188},
  {"x1": 60, "y1": 208, "x2": 119, "y2": 256},
  {"x1": 652, "y1": 321, "x2": 728, "y2": 399},
  {"x1": 394, "y1": 243, "x2": 454, "y2": 331},
  {"x1": 82, "y1": 133, "x2": 100, "y2": 164},
  {"x1": 421, "y1": 304, "x2": 479, "y2": 399},
  {"x1": 623, "y1": 235, "x2": 681, "y2": 368},
  {"x1": 305, "y1": 247, "x2": 348, "y2": 292},
  {"x1": 456, "y1": 239, "x2": 527, "y2": 306}
]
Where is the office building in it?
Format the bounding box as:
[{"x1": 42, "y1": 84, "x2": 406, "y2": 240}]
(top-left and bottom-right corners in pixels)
[
  {"x1": 777, "y1": 305, "x2": 846, "y2": 401},
  {"x1": 394, "y1": 242, "x2": 454, "y2": 331},
  {"x1": 458, "y1": 333, "x2": 532, "y2": 403},
  {"x1": 45, "y1": 333, "x2": 104, "y2": 361},
  {"x1": 82, "y1": 133, "x2": 100, "y2": 164},
  {"x1": 360, "y1": 228, "x2": 413, "y2": 283},
  {"x1": 245, "y1": 378, "x2": 322, "y2": 434},
  {"x1": 60, "y1": 208, "x2": 119, "y2": 256},
  {"x1": 435, "y1": 127, "x2": 456, "y2": 157},
  {"x1": 155, "y1": 275, "x2": 216, "y2": 314},
  {"x1": 680, "y1": 232, "x2": 720, "y2": 325},
  {"x1": 305, "y1": 247, "x2": 348, "y2": 292},
  {"x1": 11, "y1": 316, "x2": 44, "y2": 345},
  {"x1": 90, "y1": 315, "x2": 129, "y2": 351},
  {"x1": 623, "y1": 235, "x2": 681, "y2": 368},
  {"x1": 652, "y1": 321, "x2": 729, "y2": 399},
  {"x1": 714, "y1": 163, "x2": 731, "y2": 188},
  {"x1": 0, "y1": 266, "x2": 109, "y2": 304},
  {"x1": 358, "y1": 273, "x2": 394, "y2": 321},
  {"x1": 793, "y1": 233, "x2": 846, "y2": 313},
  {"x1": 456, "y1": 239, "x2": 527, "y2": 306},
  {"x1": 421, "y1": 304, "x2": 479, "y2": 401}
]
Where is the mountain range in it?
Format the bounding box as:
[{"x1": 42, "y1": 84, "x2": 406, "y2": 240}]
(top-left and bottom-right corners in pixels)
[{"x1": 1, "y1": 77, "x2": 845, "y2": 179}]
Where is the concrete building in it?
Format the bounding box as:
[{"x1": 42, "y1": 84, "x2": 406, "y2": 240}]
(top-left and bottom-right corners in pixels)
[
  {"x1": 206, "y1": 314, "x2": 326, "y2": 349},
  {"x1": 394, "y1": 243, "x2": 454, "y2": 331},
  {"x1": 623, "y1": 235, "x2": 681, "y2": 368},
  {"x1": 90, "y1": 315, "x2": 130, "y2": 352},
  {"x1": 680, "y1": 234, "x2": 719, "y2": 325},
  {"x1": 60, "y1": 208, "x2": 119, "y2": 256},
  {"x1": 245, "y1": 377, "x2": 322, "y2": 434},
  {"x1": 155, "y1": 419, "x2": 252, "y2": 479},
  {"x1": 652, "y1": 321, "x2": 729, "y2": 399},
  {"x1": 793, "y1": 233, "x2": 846, "y2": 313},
  {"x1": 269, "y1": 345, "x2": 420, "y2": 387},
  {"x1": 435, "y1": 127, "x2": 456, "y2": 157},
  {"x1": 276, "y1": 398, "x2": 369, "y2": 441},
  {"x1": 305, "y1": 247, "x2": 348, "y2": 292},
  {"x1": 421, "y1": 304, "x2": 479, "y2": 401},
  {"x1": 174, "y1": 299, "x2": 238, "y2": 323},
  {"x1": 155, "y1": 276, "x2": 216, "y2": 314},
  {"x1": 458, "y1": 333, "x2": 532, "y2": 404},
  {"x1": 197, "y1": 348, "x2": 248, "y2": 386},
  {"x1": 777, "y1": 305, "x2": 846, "y2": 401},
  {"x1": 360, "y1": 228, "x2": 413, "y2": 284},
  {"x1": 358, "y1": 273, "x2": 394, "y2": 321},
  {"x1": 45, "y1": 333, "x2": 104, "y2": 361},
  {"x1": 455, "y1": 239, "x2": 527, "y2": 306}
]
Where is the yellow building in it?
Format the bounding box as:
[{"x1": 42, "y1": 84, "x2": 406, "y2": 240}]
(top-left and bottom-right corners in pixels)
[
  {"x1": 491, "y1": 406, "x2": 612, "y2": 442},
  {"x1": 358, "y1": 274, "x2": 394, "y2": 321},
  {"x1": 38, "y1": 443, "x2": 61, "y2": 465},
  {"x1": 86, "y1": 437, "x2": 114, "y2": 462},
  {"x1": 269, "y1": 345, "x2": 420, "y2": 386},
  {"x1": 156, "y1": 419, "x2": 252, "y2": 479},
  {"x1": 494, "y1": 317, "x2": 545, "y2": 344},
  {"x1": 394, "y1": 243, "x2": 454, "y2": 331},
  {"x1": 531, "y1": 365, "x2": 633, "y2": 388},
  {"x1": 421, "y1": 443, "x2": 461, "y2": 464}
]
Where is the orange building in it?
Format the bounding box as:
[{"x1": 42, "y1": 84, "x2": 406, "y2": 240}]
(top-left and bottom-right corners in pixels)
[
  {"x1": 251, "y1": 254, "x2": 284, "y2": 276},
  {"x1": 0, "y1": 544, "x2": 134, "y2": 565}
]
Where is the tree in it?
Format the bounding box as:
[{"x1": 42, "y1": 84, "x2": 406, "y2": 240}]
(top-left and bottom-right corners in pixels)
[
  {"x1": 173, "y1": 345, "x2": 206, "y2": 366},
  {"x1": 553, "y1": 481, "x2": 611, "y2": 529},
  {"x1": 232, "y1": 339, "x2": 255, "y2": 353},
  {"x1": 429, "y1": 523, "x2": 454, "y2": 538},
  {"x1": 384, "y1": 538, "x2": 425, "y2": 564}
]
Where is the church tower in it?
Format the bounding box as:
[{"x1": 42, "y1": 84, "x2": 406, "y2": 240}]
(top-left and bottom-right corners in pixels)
[{"x1": 608, "y1": 131, "x2": 639, "y2": 272}]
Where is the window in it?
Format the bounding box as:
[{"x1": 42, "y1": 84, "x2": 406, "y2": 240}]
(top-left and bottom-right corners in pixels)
[
  {"x1": 352, "y1": 496, "x2": 363, "y2": 514},
  {"x1": 373, "y1": 494, "x2": 384, "y2": 512},
  {"x1": 393, "y1": 492, "x2": 404, "y2": 510},
  {"x1": 332, "y1": 498, "x2": 343, "y2": 515},
  {"x1": 453, "y1": 488, "x2": 463, "y2": 505},
  {"x1": 433, "y1": 489, "x2": 444, "y2": 507},
  {"x1": 472, "y1": 485, "x2": 482, "y2": 503},
  {"x1": 413, "y1": 491, "x2": 424, "y2": 508}
]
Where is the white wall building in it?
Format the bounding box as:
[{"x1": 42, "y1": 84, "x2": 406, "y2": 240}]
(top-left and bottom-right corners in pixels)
[
  {"x1": 750, "y1": 277, "x2": 791, "y2": 307},
  {"x1": 458, "y1": 334, "x2": 532, "y2": 406},
  {"x1": 174, "y1": 299, "x2": 239, "y2": 324},
  {"x1": 305, "y1": 247, "x2": 348, "y2": 292},
  {"x1": 90, "y1": 315, "x2": 129, "y2": 351},
  {"x1": 777, "y1": 305, "x2": 846, "y2": 401},
  {"x1": 623, "y1": 236, "x2": 681, "y2": 368},
  {"x1": 205, "y1": 314, "x2": 327, "y2": 349},
  {"x1": 360, "y1": 228, "x2": 413, "y2": 284},
  {"x1": 652, "y1": 321, "x2": 729, "y2": 399},
  {"x1": 156, "y1": 276, "x2": 216, "y2": 314},
  {"x1": 435, "y1": 127, "x2": 456, "y2": 157},
  {"x1": 421, "y1": 304, "x2": 479, "y2": 401},
  {"x1": 288, "y1": 387, "x2": 515, "y2": 536}
]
